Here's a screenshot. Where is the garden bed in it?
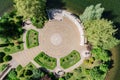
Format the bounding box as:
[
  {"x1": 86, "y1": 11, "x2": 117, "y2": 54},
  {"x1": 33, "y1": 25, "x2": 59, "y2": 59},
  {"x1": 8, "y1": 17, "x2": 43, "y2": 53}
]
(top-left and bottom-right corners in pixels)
[
  {"x1": 34, "y1": 52, "x2": 57, "y2": 70},
  {"x1": 60, "y1": 50, "x2": 81, "y2": 69},
  {"x1": 26, "y1": 29, "x2": 39, "y2": 48}
]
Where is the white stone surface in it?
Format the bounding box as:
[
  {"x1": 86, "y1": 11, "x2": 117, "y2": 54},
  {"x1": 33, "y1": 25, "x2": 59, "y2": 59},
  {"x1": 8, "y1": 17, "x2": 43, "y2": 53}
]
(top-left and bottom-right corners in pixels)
[{"x1": 50, "y1": 33, "x2": 62, "y2": 46}]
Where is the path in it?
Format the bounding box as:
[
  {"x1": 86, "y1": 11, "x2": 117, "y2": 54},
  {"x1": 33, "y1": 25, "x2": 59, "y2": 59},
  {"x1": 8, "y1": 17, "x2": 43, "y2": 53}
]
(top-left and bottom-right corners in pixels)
[
  {"x1": 0, "y1": 64, "x2": 12, "y2": 80},
  {"x1": 1, "y1": 10, "x2": 89, "y2": 78}
]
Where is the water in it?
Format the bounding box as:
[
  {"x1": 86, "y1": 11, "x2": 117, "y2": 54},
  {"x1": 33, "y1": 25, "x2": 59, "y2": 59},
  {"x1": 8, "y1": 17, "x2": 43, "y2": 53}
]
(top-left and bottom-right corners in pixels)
[{"x1": 106, "y1": 45, "x2": 120, "y2": 80}]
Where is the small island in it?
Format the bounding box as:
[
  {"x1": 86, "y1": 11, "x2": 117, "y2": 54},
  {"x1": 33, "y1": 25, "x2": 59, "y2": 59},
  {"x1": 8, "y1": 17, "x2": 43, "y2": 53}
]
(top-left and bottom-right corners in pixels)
[{"x1": 0, "y1": 0, "x2": 120, "y2": 80}]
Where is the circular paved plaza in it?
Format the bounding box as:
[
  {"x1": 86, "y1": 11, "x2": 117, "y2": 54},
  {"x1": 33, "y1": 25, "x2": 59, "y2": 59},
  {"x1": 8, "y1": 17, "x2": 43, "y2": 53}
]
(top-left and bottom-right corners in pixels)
[
  {"x1": 39, "y1": 17, "x2": 82, "y2": 58},
  {"x1": 10, "y1": 10, "x2": 88, "y2": 73}
]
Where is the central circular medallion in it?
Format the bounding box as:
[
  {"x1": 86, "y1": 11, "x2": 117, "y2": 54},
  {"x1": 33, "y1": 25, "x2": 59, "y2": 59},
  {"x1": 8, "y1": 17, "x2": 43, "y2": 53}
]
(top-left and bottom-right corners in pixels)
[{"x1": 50, "y1": 33, "x2": 62, "y2": 46}]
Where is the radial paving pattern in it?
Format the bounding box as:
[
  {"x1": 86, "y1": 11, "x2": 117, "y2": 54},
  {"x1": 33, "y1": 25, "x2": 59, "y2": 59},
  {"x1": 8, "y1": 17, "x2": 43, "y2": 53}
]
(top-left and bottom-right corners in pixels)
[{"x1": 39, "y1": 17, "x2": 81, "y2": 58}]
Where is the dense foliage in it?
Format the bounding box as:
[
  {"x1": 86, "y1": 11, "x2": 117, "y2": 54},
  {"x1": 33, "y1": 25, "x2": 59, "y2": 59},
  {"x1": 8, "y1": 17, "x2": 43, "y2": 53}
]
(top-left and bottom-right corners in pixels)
[
  {"x1": 0, "y1": 52, "x2": 12, "y2": 63},
  {"x1": 80, "y1": 4, "x2": 119, "y2": 49},
  {"x1": 13, "y1": 0, "x2": 47, "y2": 28},
  {"x1": 0, "y1": 11, "x2": 23, "y2": 40},
  {"x1": 5, "y1": 63, "x2": 56, "y2": 80},
  {"x1": 60, "y1": 48, "x2": 111, "y2": 80},
  {"x1": 84, "y1": 19, "x2": 119, "y2": 49},
  {"x1": 80, "y1": 3, "x2": 104, "y2": 22},
  {"x1": 60, "y1": 4, "x2": 119, "y2": 80}
]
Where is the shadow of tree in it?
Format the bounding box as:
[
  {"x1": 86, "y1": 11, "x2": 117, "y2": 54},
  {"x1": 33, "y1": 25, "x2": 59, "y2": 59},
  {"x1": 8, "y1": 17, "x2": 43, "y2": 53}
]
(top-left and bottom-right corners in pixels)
[
  {"x1": 102, "y1": 11, "x2": 117, "y2": 20},
  {"x1": 46, "y1": 0, "x2": 66, "y2": 9},
  {"x1": 39, "y1": 67, "x2": 58, "y2": 80},
  {"x1": 102, "y1": 10, "x2": 120, "y2": 40},
  {"x1": 114, "y1": 22, "x2": 120, "y2": 40}
]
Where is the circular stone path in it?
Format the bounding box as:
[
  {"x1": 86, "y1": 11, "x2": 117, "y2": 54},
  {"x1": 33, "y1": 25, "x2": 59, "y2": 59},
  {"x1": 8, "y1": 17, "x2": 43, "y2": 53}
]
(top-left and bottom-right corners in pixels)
[
  {"x1": 39, "y1": 17, "x2": 83, "y2": 58},
  {"x1": 9, "y1": 11, "x2": 88, "y2": 74}
]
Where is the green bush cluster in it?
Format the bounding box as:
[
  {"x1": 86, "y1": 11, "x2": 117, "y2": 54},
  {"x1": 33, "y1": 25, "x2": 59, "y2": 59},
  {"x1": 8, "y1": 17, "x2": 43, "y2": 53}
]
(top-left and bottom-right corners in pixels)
[
  {"x1": 0, "y1": 63, "x2": 7, "y2": 72},
  {"x1": 31, "y1": 16, "x2": 47, "y2": 28},
  {"x1": 0, "y1": 52, "x2": 12, "y2": 63},
  {"x1": 26, "y1": 29, "x2": 39, "y2": 48},
  {"x1": 60, "y1": 50, "x2": 81, "y2": 69},
  {"x1": 34, "y1": 52, "x2": 57, "y2": 70},
  {"x1": 5, "y1": 63, "x2": 48, "y2": 80},
  {"x1": 0, "y1": 11, "x2": 24, "y2": 54}
]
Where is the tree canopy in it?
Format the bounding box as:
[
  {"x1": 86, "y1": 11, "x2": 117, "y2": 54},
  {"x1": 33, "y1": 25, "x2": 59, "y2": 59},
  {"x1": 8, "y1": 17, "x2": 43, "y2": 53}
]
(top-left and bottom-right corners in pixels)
[
  {"x1": 80, "y1": 3, "x2": 104, "y2": 22},
  {"x1": 84, "y1": 19, "x2": 119, "y2": 49},
  {"x1": 13, "y1": 0, "x2": 47, "y2": 19},
  {"x1": 0, "y1": 11, "x2": 23, "y2": 40},
  {"x1": 13, "y1": 0, "x2": 47, "y2": 28}
]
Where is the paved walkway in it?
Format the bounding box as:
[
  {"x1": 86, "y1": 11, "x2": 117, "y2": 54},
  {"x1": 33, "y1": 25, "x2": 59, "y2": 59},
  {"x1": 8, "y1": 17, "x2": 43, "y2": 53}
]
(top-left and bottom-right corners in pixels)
[
  {"x1": 0, "y1": 10, "x2": 89, "y2": 79},
  {"x1": 8, "y1": 10, "x2": 88, "y2": 74}
]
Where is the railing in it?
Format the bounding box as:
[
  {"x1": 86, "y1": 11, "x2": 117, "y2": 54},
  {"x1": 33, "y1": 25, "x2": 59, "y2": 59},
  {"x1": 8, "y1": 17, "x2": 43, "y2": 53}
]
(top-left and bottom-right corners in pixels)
[{"x1": 0, "y1": 64, "x2": 12, "y2": 80}]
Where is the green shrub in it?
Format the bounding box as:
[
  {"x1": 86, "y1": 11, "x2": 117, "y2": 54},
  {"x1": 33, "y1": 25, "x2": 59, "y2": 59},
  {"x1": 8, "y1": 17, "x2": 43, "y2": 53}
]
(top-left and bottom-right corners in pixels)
[
  {"x1": 60, "y1": 50, "x2": 81, "y2": 69},
  {"x1": 24, "y1": 69, "x2": 33, "y2": 76},
  {"x1": 4, "y1": 55, "x2": 12, "y2": 62},
  {"x1": 16, "y1": 65, "x2": 22, "y2": 71},
  {"x1": 0, "y1": 52, "x2": 6, "y2": 63},
  {"x1": 16, "y1": 45, "x2": 21, "y2": 49},
  {"x1": 7, "y1": 69, "x2": 18, "y2": 80},
  {"x1": 9, "y1": 43, "x2": 14, "y2": 47},
  {"x1": 0, "y1": 64, "x2": 7, "y2": 72},
  {"x1": 31, "y1": 17, "x2": 47, "y2": 28},
  {"x1": 4, "y1": 47, "x2": 10, "y2": 52}
]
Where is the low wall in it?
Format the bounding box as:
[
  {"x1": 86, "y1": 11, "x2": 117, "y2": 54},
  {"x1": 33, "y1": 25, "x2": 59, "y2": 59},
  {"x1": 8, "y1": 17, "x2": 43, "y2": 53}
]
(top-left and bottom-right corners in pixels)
[{"x1": 63, "y1": 11, "x2": 85, "y2": 46}]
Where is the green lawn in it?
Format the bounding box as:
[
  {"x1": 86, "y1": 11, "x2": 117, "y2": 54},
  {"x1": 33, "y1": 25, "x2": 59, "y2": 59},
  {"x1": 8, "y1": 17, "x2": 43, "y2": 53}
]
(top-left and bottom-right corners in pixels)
[
  {"x1": 34, "y1": 52, "x2": 57, "y2": 70},
  {"x1": 60, "y1": 50, "x2": 81, "y2": 69},
  {"x1": 26, "y1": 29, "x2": 39, "y2": 48}
]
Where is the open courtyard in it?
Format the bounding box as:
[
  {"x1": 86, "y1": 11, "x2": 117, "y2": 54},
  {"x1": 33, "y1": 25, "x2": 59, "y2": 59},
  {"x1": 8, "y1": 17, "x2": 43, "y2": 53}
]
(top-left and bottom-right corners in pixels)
[{"x1": 9, "y1": 10, "x2": 88, "y2": 74}]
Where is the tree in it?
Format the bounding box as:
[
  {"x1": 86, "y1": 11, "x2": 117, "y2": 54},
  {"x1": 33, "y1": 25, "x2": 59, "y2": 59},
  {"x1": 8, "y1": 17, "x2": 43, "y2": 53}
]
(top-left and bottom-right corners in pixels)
[
  {"x1": 7, "y1": 69, "x2": 19, "y2": 80},
  {"x1": 40, "y1": 75, "x2": 52, "y2": 80},
  {"x1": 13, "y1": 0, "x2": 46, "y2": 19},
  {"x1": 0, "y1": 11, "x2": 23, "y2": 40},
  {"x1": 31, "y1": 69, "x2": 45, "y2": 79},
  {"x1": 80, "y1": 3, "x2": 104, "y2": 22},
  {"x1": 13, "y1": 0, "x2": 47, "y2": 28},
  {"x1": 84, "y1": 19, "x2": 119, "y2": 49},
  {"x1": 91, "y1": 48, "x2": 110, "y2": 61},
  {"x1": 99, "y1": 64, "x2": 109, "y2": 72},
  {"x1": 89, "y1": 67, "x2": 104, "y2": 80}
]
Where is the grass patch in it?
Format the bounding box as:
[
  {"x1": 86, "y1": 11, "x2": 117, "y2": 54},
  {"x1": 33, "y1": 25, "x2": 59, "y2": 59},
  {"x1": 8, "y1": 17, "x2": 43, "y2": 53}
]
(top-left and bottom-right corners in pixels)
[
  {"x1": 34, "y1": 52, "x2": 57, "y2": 70},
  {"x1": 26, "y1": 29, "x2": 39, "y2": 48},
  {"x1": 60, "y1": 50, "x2": 81, "y2": 69}
]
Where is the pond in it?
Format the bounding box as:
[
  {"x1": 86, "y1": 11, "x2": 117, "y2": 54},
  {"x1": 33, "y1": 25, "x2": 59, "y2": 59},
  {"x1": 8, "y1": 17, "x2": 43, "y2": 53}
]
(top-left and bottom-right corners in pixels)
[{"x1": 106, "y1": 45, "x2": 120, "y2": 80}]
